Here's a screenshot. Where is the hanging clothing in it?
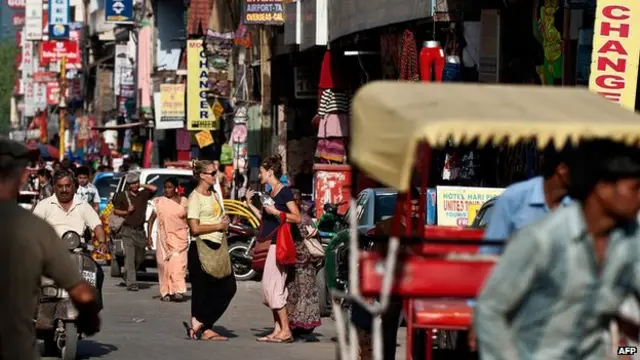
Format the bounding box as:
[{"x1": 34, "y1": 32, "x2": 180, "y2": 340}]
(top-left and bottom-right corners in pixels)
[
  {"x1": 318, "y1": 89, "x2": 350, "y2": 117},
  {"x1": 399, "y1": 30, "x2": 419, "y2": 82},
  {"x1": 246, "y1": 105, "x2": 262, "y2": 156},
  {"x1": 316, "y1": 139, "x2": 346, "y2": 163},
  {"x1": 318, "y1": 114, "x2": 349, "y2": 138},
  {"x1": 153, "y1": 196, "x2": 189, "y2": 297}
]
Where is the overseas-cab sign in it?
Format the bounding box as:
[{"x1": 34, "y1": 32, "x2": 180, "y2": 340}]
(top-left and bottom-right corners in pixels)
[
  {"x1": 242, "y1": 0, "x2": 285, "y2": 25},
  {"x1": 589, "y1": 1, "x2": 640, "y2": 111}
]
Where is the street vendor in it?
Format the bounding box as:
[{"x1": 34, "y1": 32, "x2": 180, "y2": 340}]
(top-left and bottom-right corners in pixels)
[{"x1": 475, "y1": 139, "x2": 640, "y2": 359}]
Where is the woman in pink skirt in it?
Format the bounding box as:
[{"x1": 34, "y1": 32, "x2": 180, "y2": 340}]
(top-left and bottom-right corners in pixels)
[{"x1": 246, "y1": 154, "x2": 302, "y2": 344}]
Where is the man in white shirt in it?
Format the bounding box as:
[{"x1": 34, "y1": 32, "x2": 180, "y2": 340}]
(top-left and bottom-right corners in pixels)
[
  {"x1": 75, "y1": 165, "x2": 100, "y2": 212},
  {"x1": 34, "y1": 169, "x2": 107, "y2": 243}
]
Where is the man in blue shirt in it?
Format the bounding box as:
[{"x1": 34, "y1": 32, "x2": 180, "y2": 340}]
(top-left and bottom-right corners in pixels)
[
  {"x1": 479, "y1": 145, "x2": 572, "y2": 254},
  {"x1": 469, "y1": 145, "x2": 572, "y2": 350}
]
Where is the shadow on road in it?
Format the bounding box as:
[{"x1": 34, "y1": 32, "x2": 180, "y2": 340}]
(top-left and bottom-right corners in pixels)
[
  {"x1": 211, "y1": 326, "x2": 238, "y2": 339},
  {"x1": 78, "y1": 340, "x2": 118, "y2": 359}
]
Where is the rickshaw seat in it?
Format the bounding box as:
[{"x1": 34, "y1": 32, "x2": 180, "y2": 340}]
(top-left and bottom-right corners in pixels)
[
  {"x1": 358, "y1": 228, "x2": 494, "y2": 360},
  {"x1": 411, "y1": 299, "x2": 473, "y2": 329}
]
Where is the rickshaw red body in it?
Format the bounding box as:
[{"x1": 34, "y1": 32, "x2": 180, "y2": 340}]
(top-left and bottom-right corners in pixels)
[{"x1": 359, "y1": 226, "x2": 494, "y2": 360}]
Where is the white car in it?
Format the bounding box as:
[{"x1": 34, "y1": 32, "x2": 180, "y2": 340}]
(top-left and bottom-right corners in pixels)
[
  {"x1": 109, "y1": 168, "x2": 194, "y2": 277},
  {"x1": 19, "y1": 191, "x2": 38, "y2": 210}
]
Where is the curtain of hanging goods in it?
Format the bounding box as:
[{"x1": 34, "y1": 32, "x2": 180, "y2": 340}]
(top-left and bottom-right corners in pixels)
[{"x1": 398, "y1": 30, "x2": 419, "y2": 82}]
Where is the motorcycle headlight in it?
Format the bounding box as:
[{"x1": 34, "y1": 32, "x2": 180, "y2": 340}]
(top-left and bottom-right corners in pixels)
[{"x1": 62, "y1": 231, "x2": 81, "y2": 250}]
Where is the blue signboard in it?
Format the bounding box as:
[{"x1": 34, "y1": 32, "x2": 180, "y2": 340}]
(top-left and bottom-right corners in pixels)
[
  {"x1": 48, "y1": 0, "x2": 70, "y2": 39},
  {"x1": 104, "y1": 0, "x2": 133, "y2": 24}
]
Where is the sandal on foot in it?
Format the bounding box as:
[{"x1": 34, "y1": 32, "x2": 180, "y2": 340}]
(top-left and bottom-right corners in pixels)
[
  {"x1": 256, "y1": 336, "x2": 274, "y2": 342},
  {"x1": 266, "y1": 337, "x2": 294, "y2": 344},
  {"x1": 182, "y1": 321, "x2": 203, "y2": 340},
  {"x1": 160, "y1": 295, "x2": 171, "y2": 302},
  {"x1": 171, "y1": 293, "x2": 184, "y2": 302},
  {"x1": 202, "y1": 332, "x2": 228, "y2": 341}
]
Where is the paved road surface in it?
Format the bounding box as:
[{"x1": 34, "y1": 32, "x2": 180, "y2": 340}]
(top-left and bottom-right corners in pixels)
[{"x1": 42, "y1": 271, "x2": 407, "y2": 360}]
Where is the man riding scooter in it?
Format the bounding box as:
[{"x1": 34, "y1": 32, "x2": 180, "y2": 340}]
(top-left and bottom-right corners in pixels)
[{"x1": 33, "y1": 169, "x2": 107, "y2": 243}]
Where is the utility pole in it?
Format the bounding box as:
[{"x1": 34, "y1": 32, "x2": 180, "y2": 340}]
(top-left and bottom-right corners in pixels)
[{"x1": 58, "y1": 56, "x2": 67, "y2": 161}]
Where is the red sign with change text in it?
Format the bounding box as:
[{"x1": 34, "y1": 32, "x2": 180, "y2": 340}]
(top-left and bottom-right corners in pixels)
[{"x1": 39, "y1": 41, "x2": 80, "y2": 65}]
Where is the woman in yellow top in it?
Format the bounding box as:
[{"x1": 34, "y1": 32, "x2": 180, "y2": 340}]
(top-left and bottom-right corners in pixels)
[{"x1": 183, "y1": 160, "x2": 237, "y2": 341}]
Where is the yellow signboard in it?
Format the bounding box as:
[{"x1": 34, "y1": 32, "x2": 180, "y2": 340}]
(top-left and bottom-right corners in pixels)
[
  {"x1": 436, "y1": 186, "x2": 504, "y2": 227},
  {"x1": 195, "y1": 130, "x2": 214, "y2": 148},
  {"x1": 186, "y1": 40, "x2": 218, "y2": 130},
  {"x1": 159, "y1": 84, "x2": 185, "y2": 121},
  {"x1": 588, "y1": 1, "x2": 640, "y2": 111}
]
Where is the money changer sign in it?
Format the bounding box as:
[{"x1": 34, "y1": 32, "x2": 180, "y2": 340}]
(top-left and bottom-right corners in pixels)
[{"x1": 186, "y1": 39, "x2": 218, "y2": 131}]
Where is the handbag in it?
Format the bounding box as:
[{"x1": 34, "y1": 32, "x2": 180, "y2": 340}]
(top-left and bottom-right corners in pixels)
[
  {"x1": 108, "y1": 191, "x2": 130, "y2": 233},
  {"x1": 196, "y1": 235, "x2": 232, "y2": 279},
  {"x1": 251, "y1": 221, "x2": 278, "y2": 272},
  {"x1": 304, "y1": 237, "x2": 325, "y2": 258},
  {"x1": 275, "y1": 212, "x2": 296, "y2": 266}
]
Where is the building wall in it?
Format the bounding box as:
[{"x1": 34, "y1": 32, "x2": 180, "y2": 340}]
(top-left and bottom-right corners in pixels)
[{"x1": 155, "y1": 0, "x2": 183, "y2": 71}]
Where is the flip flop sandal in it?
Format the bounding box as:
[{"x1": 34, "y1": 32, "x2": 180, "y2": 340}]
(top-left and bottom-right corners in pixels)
[
  {"x1": 182, "y1": 321, "x2": 203, "y2": 340},
  {"x1": 256, "y1": 336, "x2": 274, "y2": 342},
  {"x1": 160, "y1": 296, "x2": 171, "y2": 302},
  {"x1": 202, "y1": 334, "x2": 228, "y2": 341},
  {"x1": 266, "y1": 337, "x2": 294, "y2": 344}
]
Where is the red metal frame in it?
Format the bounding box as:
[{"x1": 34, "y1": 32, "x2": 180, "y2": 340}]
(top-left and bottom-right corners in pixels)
[{"x1": 357, "y1": 142, "x2": 496, "y2": 360}]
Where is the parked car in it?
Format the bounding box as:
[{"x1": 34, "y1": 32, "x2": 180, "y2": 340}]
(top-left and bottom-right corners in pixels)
[
  {"x1": 109, "y1": 168, "x2": 195, "y2": 277},
  {"x1": 92, "y1": 172, "x2": 121, "y2": 213},
  {"x1": 18, "y1": 191, "x2": 38, "y2": 211}
]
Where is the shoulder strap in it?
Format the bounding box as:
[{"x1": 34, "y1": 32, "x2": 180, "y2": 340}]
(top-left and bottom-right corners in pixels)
[{"x1": 125, "y1": 191, "x2": 131, "y2": 206}]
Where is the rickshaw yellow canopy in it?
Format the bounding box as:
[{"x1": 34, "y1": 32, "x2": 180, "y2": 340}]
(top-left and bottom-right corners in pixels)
[{"x1": 350, "y1": 81, "x2": 640, "y2": 192}]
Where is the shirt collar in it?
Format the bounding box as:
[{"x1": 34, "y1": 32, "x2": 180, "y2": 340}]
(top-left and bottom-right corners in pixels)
[
  {"x1": 566, "y1": 202, "x2": 639, "y2": 243},
  {"x1": 529, "y1": 176, "x2": 572, "y2": 208},
  {"x1": 49, "y1": 194, "x2": 83, "y2": 211}
]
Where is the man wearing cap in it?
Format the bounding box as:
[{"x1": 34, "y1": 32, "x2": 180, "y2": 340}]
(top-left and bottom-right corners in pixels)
[
  {"x1": 111, "y1": 172, "x2": 157, "y2": 291},
  {"x1": 0, "y1": 139, "x2": 101, "y2": 359}
]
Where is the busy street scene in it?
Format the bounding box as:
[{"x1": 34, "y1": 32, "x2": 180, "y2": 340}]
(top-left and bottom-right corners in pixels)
[{"x1": 2, "y1": 0, "x2": 640, "y2": 359}]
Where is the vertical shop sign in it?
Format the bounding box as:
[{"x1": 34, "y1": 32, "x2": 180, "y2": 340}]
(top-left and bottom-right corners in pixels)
[
  {"x1": 113, "y1": 43, "x2": 133, "y2": 95},
  {"x1": 104, "y1": 0, "x2": 133, "y2": 23},
  {"x1": 48, "y1": 0, "x2": 69, "y2": 39},
  {"x1": 25, "y1": 0, "x2": 43, "y2": 40},
  {"x1": 157, "y1": 84, "x2": 185, "y2": 129},
  {"x1": 22, "y1": 38, "x2": 37, "y2": 116},
  {"x1": 589, "y1": 1, "x2": 640, "y2": 111},
  {"x1": 186, "y1": 39, "x2": 217, "y2": 130}
]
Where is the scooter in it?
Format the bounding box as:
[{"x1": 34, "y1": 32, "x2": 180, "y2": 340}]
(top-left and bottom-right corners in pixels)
[
  {"x1": 227, "y1": 222, "x2": 259, "y2": 281},
  {"x1": 36, "y1": 230, "x2": 104, "y2": 360}
]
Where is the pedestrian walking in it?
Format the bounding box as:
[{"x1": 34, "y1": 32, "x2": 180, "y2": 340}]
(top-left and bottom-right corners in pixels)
[
  {"x1": 75, "y1": 165, "x2": 101, "y2": 212},
  {"x1": 36, "y1": 168, "x2": 53, "y2": 201},
  {"x1": 147, "y1": 177, "x2": 189, "y2": 302},
  {"x1": 184, "y1": 160, "x2": 236, "y2": 341},
  {"x1": 287, "y1": 189, "x2": 321, "y2": 341},
  {"x1": 245, "y1": 154, "x2": 302, "y2": 344},
  {"x1": 111, "y1": 172, "x2": 157, "y2": 291}
]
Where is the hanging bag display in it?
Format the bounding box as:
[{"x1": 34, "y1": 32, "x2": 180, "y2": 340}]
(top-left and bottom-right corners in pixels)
[
  {"x1": 220, "y1": 144, "x2": 234, "y2": 165},
  {"x1": 275, "y1": 212, "x2": 296, "y2": 266}
]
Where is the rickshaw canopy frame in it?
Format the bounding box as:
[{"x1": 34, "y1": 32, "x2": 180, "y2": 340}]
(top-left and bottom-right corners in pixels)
[{"x1": 350, "y1": 81, "x2": 640, "y2": 192}]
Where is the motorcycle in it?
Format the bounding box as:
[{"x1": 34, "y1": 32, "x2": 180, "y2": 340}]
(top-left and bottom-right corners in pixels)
[
  {"x1": 313, "y1": 202, "x2": 348, "y2": 317},
  {"x1": 36, "y1": 230, "x2": 104, "y2": 360},
  {"x1": 227, "y1": 222, "x2": 259, "y2": 281}
]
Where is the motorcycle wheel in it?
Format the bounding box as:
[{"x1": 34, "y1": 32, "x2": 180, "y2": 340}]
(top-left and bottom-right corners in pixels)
[
  {"x1": 60, "y1": 323, "x2": 78, "y2": 360},
  {"x1": 228, "y1": 242, "x2": 256, "y2": 281},
  {"x1": 42, "y1": 332, "x2": 58, "y2": 356},
  {"x1": 316, "y1": 266, "x2": 331, "y2": 317},
  {"x1": 110, "y1": 258, "x2": 121, "y2": 278}
]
